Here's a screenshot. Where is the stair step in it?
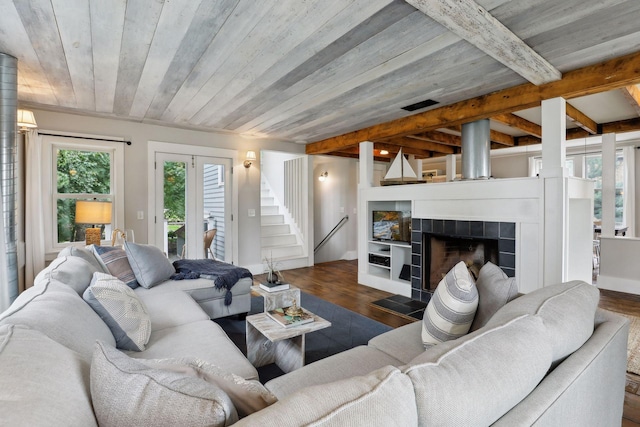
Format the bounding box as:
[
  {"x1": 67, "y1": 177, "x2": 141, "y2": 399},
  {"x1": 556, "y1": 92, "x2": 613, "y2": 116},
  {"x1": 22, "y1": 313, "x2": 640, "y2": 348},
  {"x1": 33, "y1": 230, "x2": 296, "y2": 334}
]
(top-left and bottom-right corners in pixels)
[
  {"x1": 261, "y1": 214, "x2": 284, "y2": 225},
  {"x1": 261, "y1": 196, "x2": 275, "y2": 206},
  {"x1": 261, "y1": 189, "x2": 270, "y2": 197},
  {"x1": 261, "y1": 205, "x2": 279, "y2": 215},
  {"x1": 262, "y1": 244, "x2": 304, "y2": 259},
  {"x1": 261, "y1": 224, "x2": 291, "y2": 236},
  {"x1": 262, "y1": 234, "x2": 297, "y2": 247}
]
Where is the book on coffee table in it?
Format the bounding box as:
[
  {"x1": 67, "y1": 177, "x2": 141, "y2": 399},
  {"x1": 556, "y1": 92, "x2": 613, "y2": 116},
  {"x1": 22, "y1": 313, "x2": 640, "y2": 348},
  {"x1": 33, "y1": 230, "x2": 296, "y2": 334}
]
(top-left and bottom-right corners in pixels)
[
  {"x1": 266, "y1": 307, "x2": 314, "y2": 328},
  {"x1": 259, "y1": 282, "x2": 290, "y2": 292}
]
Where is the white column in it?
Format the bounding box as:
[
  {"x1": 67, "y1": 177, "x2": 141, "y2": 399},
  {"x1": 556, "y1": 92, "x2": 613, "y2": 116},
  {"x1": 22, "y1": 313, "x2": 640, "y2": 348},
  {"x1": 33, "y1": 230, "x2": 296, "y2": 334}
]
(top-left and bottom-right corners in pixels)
[
  {"x1": 446, "y1": 154, "x2": 457, "y2": 181},
  {"x1": 601, "y1": 133, "x2": 617, "y2": 238},
  {"x1": 540, "y1": 97, "x2": 567, "y2": 285},
  {"x1": 358, "y1": 141, "x2": 374, "y2": 188}
]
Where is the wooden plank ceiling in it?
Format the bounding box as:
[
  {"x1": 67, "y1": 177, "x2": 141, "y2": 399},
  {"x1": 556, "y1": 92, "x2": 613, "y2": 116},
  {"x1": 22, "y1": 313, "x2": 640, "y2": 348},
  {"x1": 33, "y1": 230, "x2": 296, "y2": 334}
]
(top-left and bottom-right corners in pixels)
[{"x1": 1, "y1": 0, "x2": 640, "y2": 158}]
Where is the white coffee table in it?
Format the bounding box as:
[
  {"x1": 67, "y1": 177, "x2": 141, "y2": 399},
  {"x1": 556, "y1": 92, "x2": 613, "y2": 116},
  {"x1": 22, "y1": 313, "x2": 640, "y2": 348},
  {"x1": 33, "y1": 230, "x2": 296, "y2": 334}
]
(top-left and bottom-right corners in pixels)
[
  {"x1": 250, "y1": 284, "x2": 301, "y2": 311},
  {"x1": 245, "y1": 310, "x2": 331, "y2": 373}
]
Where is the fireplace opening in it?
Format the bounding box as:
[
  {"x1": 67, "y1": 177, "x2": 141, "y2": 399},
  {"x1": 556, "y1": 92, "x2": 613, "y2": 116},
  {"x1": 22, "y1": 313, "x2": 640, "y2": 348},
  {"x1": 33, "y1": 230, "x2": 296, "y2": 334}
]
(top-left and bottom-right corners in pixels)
[{"x1": 423, "y1": 233, "x2": 499, "y2": 291}]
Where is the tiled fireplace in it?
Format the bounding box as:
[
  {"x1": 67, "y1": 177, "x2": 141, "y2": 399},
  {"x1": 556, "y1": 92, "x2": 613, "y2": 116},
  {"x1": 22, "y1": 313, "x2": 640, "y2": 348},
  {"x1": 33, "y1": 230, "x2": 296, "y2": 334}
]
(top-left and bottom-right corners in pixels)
[{"x1": 410, "y1": 218, "x2": 516, "y2": 303}]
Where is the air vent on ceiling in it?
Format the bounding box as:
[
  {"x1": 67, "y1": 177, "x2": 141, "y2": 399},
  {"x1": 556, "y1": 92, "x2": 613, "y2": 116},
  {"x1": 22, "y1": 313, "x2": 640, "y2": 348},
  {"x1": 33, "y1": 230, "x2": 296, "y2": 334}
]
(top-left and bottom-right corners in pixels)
[{"x1": 401, "y1": 98, "x2": 439, "y2": 112}]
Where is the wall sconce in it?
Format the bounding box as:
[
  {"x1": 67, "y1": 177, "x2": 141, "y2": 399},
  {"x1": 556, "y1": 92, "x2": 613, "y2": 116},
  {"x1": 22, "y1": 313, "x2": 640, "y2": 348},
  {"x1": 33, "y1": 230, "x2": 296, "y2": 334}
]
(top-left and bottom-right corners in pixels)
[
  {"x1": 75, "y1": 200, "x2": 112, "y2": 245},
  {"x1": 318, "y1": 171, "x2": 328, "y2": 182},
  {"x1": 244, "y1": 150, "x2": 256, "y2": 168},
  {"x1": 380, "y1": 149, "x2": 389, "y2": 155},
  {"x1": 17, "y1": 109, "x2": 37, "y2": 132}
]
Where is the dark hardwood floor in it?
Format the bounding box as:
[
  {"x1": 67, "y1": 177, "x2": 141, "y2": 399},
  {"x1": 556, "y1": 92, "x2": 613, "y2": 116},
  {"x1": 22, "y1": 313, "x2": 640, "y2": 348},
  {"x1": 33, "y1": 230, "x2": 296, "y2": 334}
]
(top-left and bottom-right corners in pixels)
[{"x1": 254, "y1": 260, "x2": 640, "y2": 426}]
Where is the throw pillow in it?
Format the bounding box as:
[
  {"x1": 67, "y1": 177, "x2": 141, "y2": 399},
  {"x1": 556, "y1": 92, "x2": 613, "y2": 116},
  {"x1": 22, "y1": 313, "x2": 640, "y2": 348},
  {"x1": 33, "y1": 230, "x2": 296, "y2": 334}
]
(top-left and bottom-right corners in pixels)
[
  {"x1": 124, "y1": 242, "x2": 175, "y2": 289},
  {"x1": 33, "y1": 255, "x2": 98, "y2": 296},
  {"x1": 58, "y1": 245, "x2": 107, "y2": 273},
  {"x1": 91, "y1": 341, "x2": 238, "y2": 427},
  {"x1": 83, "y1": 272, "x2": 151, "y2": 351},
  {"x1": 469, "y1": 262, "x2": 519, "y2": 331},
  {"x1": 142, "y1": 358, "x2": 277, "y2": 418},
  {"x1": 92, "y1": 245, "x2": 139, "y2": 289},
  {"x1": 422, "y1": 261, "x2": 478, "y2": 347}
]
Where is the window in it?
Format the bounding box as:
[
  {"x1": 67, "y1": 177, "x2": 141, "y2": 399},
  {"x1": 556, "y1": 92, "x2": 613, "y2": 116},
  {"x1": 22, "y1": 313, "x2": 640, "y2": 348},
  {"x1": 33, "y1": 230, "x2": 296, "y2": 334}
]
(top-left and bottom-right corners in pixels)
[
  {"x1": 585, "y1": 151, "x2": 625, "y2": 225},
  {"x1": 42, "y1": 135, "x2": 124, "y2": 255}
]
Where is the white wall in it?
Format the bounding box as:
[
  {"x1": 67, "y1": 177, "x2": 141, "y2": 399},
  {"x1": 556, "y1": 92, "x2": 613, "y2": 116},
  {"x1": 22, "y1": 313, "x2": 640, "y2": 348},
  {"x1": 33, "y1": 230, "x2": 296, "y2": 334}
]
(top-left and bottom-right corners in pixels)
[
  {"x1": 261, "y1": 150, "x2": 303, "y2": 206},
  {"x1": 29, "y1": 109, "x2": 304, "y2": 269},
  {"x1": 313, "y1": 156, "x2": 358, "y2": 263}
]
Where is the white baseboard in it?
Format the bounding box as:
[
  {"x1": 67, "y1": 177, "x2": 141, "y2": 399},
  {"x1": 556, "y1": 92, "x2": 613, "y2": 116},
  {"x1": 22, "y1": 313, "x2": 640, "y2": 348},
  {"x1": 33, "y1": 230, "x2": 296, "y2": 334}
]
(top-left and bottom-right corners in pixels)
[{"x1": 342, "y1": 251, "x2": 357, "y2": 260}]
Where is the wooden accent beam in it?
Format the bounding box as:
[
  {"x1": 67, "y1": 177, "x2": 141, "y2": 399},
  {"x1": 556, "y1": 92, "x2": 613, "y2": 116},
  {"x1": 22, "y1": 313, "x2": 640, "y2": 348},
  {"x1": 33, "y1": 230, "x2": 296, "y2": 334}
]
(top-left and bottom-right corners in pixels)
[
  {"x1": 621, "y1": 85, "x2": 640, "y2": 116},
  {"x1": 376, "y1": 136, "x2": 457, "y2": 154},
  {"x1": 490, "y1": 130, "x2": 514, "y2": 146},
  {"x1": 306, "y1": 50, "x2": 640, "y2": 155},
  {"x1": 492, "y1": 113, "x2": 542, "y2": 138},
  {"x1": 372, "y1": 142, "x2": 435, "y2": 158},
  {"x1": 408, "y1": 131, "x2": 460, "y2": 147},
  {"x1": 514, "y1": 135, "x2": 542, "y2": 146},
  {"x1": 601, "y1": 117, "x2": 640, "y2": 134},
  {"x1": 566, "y1": 103, "x2": 598, "y2": 135},
  {"x1": 404, "y1": 0, "x2": 560, "y2": 85}
]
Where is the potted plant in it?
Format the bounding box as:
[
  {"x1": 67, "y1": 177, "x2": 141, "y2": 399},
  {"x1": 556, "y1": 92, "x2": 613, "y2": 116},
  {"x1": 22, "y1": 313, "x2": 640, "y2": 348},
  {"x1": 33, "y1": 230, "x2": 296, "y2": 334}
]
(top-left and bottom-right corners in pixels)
[{"x1": 264, "y1": 254, "x2": 284, "y2": 284}]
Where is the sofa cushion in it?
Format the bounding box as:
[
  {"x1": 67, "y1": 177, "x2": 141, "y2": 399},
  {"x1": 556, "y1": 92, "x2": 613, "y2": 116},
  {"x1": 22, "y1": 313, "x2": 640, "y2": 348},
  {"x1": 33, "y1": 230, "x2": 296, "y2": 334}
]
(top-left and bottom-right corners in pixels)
[
  {"x1": 368, "y1": 321, "x2": 425, "y2": 364},
  {"x1": 486, "y1": 280, "x2": 599, "y2": 364},
  {"x1": 34, "y1": 255, "x2": 98, "y2": 295},
  {"x1": 129, "y1": 320, "x2": 259, "y2": 381},
  {"x1": 58, "y1": 245, "x2": 107, "y2": 273},
  {"x1": 91, "y1": 341, "x2": 238, "y2": 427},
  {"x1": 143, "y1": 358, "x2": 277, "y2": 418},
  {"x1": 238, "y1": 366, "x2": 417, "y2": 426},
  {"x1": 0, "y1": 324, "x2": 97, "y2": 427},
  {"x1": 0, "y1": 280, "x2": 115, "y2": 361},
  {"x1": 124, "y1": 242, "x2": 175, "y2": 289},
  {"x1": 265, "y1": 345, "x2": 405, "y2": 399},
  {"x1": 405, "y1": 314, "x2": 552, "y2": 427},
  {"x1": 470, "y1": 262, "x2": 519, "y2": 331},
  {"x1": 84, "y1": 272, "x2": 151, "y2": 351},
  {"x1": 93, "y1": 245, "x2": 139, "y2": 289},
  {"x1": 136, "y1": 290, "x2": 210, "y2": 331},
  {"x1": 422, "y1": 261, "x2": 478, "y2": 347}
]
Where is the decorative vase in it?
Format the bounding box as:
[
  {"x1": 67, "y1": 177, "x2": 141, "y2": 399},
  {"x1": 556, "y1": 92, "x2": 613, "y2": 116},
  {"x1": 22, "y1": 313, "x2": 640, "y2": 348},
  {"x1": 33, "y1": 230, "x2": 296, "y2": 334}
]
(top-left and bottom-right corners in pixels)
[{"x1": 267, "y1": 271, "x2": 279, "y2": 284}]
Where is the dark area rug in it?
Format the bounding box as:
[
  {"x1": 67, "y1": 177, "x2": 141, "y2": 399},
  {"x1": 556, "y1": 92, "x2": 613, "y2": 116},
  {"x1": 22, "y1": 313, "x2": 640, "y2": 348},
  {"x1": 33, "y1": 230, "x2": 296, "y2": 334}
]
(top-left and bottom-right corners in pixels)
[
  {"x1": 370, "y1": 294, "x2": 430, "y2": 321},
  {"x1": 214, "y1": 292, "x2": 392, "y2": 383}
]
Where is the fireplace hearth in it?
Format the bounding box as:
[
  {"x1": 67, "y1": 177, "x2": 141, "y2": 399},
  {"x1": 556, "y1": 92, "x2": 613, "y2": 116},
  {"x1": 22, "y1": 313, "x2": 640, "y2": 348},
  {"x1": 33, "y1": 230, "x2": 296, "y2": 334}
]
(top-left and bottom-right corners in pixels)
[{"x1": 410, "y1": 219, "x2": 516, "y2": 302}]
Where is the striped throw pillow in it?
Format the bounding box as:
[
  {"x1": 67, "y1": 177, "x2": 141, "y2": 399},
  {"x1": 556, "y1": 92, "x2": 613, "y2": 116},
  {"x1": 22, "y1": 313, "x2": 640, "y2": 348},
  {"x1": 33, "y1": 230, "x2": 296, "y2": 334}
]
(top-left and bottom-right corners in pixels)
[{"x1": 422, "y1": 261, "x2": 479, "y2": 347}]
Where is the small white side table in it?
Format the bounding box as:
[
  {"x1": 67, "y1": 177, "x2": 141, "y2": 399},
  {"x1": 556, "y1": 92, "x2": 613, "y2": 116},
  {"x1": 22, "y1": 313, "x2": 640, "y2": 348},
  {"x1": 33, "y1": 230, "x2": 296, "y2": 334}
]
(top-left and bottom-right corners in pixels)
[
  {"x1": 250, "y1": 285, "x2": 301, "y2": 311},
  {"x1": 245, "y1": 311, "x2": 331, "y2": 373}
]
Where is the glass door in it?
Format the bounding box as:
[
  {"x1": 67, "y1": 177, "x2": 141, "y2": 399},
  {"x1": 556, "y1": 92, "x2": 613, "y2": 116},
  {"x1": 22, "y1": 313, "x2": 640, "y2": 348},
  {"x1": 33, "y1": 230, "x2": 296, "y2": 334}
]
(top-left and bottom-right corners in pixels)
[{"x1": 155, "y1": 153, "x2": 232, "y2": 262}]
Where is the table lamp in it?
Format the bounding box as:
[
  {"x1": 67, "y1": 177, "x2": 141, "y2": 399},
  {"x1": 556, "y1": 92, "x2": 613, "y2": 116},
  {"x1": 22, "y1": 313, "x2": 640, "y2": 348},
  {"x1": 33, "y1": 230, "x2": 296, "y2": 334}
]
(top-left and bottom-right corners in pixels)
[{"x1": 75, "y1": 200, "x2": 112, "y2": 245}]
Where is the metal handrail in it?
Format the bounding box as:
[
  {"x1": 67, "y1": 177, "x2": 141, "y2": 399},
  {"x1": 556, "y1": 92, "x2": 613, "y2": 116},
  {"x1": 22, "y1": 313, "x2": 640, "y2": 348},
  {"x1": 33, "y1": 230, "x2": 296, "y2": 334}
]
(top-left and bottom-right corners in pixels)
[{"x1": 314, "y1": 215, "x2": 349, "y2": 253}]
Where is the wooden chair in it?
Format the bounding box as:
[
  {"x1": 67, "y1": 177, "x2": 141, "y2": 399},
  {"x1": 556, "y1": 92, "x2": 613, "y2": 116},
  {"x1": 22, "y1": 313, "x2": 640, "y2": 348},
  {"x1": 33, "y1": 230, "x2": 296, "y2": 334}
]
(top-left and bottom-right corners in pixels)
[{"x1": 204, "y1": 228, "x2": 217, "y2": 259}]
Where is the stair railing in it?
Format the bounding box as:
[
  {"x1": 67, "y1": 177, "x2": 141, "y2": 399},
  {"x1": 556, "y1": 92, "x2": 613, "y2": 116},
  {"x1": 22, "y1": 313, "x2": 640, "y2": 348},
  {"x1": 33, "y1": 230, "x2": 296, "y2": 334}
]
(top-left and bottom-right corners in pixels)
[{"x1": 314, "y1": 215, "x2": 349, "y2": 253}]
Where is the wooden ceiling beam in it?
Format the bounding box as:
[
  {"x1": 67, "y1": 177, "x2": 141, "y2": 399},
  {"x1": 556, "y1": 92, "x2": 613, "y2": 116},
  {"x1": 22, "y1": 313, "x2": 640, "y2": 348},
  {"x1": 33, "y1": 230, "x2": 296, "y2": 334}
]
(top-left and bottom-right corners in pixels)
[
  {"x1": 404, "y1": 0, "x2": 560, "y2": 85},
  {"x1": 306, "y1": 50, "x2": 640, "y2": 155},
  {"x1": 490, "y1": 130, "x2": 514, "y2": 146},
  {"x1": 601, "y1": 117, "x2": 640, "y2": 134},
  {"x1": 621, "y1": 85, "x2": 640, "y2": 116},
  {"x1": 514, "y1": 135, "x2": 542, "y2": 146},
  {"x1": 372, "y1": 142, "x2": 435, "y2": 158},
  {"x1": 565, "y1": 103, "x2": 598, "y2": 135},
  {"x1": 408, "y1": 131, "x2": 461, "y2": 147},
  {"x1": 375, "y1": 136, "x2": 457, "y2": 154},
  {"x1": 492, "y1": 113, "x2": 542, "y2": 138}
]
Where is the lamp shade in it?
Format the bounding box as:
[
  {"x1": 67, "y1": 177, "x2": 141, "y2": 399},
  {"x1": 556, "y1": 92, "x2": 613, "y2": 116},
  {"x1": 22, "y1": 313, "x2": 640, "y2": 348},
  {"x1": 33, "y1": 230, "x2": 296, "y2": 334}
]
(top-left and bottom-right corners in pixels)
[
  {"x1": 246, "y1": 150, "x2": 257, "y2": 161},
  {"x1": 17, "y1": 109, "x2": 37, "y2": 129},
  {"x1": 75, "y1": 200, "x2": 112, "y2": 224}
]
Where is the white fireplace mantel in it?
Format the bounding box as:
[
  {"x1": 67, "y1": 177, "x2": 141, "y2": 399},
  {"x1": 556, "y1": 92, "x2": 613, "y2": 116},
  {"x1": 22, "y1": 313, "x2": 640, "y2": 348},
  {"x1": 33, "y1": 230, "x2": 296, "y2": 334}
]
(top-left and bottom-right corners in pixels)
[{"x1": 358, "y1": 176, "x2": 593, "y2": 296}]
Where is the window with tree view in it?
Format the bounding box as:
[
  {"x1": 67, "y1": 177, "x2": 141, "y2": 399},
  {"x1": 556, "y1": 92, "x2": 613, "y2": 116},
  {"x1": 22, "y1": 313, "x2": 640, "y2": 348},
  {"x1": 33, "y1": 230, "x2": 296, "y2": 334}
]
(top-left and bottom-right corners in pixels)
[
  {"x1": 56, "y1": 149, "x2": 112, "y2": 243},
  {"x1": 586, "y1": 151, "x2": 624, "y2": 225}
]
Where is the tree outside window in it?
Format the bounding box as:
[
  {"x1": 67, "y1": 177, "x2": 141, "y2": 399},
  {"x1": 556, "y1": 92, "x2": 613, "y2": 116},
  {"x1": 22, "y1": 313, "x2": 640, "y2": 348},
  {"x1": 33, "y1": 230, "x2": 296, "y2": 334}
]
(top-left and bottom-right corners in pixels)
[
  {"x1": 585, "y1": 151, "x2": 624, "y2": 225},
  {"x1": 56, "y1": 149, "x2": 112, "y2": 243}
]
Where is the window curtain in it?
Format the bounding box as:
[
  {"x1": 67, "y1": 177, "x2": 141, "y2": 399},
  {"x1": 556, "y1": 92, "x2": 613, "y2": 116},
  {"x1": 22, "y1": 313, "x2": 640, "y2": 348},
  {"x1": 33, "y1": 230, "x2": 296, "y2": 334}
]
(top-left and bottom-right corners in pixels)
[
  {"x1": 623, "y1": 145, "x2": 636, "y2": 237},
  {"x1": 25, "y1": 129, "x2": 45, "y2": 287}
]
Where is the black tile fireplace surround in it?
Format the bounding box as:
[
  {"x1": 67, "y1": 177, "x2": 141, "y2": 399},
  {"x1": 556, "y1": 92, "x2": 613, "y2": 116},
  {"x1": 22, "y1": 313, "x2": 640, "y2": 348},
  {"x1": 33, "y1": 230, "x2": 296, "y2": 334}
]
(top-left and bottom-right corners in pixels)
[{"x1": 410, "y1": 218, "x2": 516, "y2": 303}]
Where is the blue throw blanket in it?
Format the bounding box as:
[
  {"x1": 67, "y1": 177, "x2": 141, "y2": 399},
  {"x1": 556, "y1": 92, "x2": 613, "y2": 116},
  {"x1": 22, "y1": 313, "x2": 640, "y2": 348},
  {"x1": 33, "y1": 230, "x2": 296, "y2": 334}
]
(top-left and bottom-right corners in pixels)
[{"x1": 171, "y1": 259, "x2": 253, "y2": 306}]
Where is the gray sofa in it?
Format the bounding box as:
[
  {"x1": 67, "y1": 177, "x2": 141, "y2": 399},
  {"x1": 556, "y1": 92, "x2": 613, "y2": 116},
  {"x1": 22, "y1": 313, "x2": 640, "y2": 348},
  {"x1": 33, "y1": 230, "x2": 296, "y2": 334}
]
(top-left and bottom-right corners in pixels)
[{"x1": 0, "y1": 248, "x2": 629, "y2": 426}]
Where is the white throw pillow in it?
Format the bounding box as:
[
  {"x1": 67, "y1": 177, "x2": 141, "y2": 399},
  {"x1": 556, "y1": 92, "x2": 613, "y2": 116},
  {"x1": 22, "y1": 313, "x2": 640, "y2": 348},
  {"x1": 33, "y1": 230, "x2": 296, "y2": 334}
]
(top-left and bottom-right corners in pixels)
[
  {"x1": 91, "y1": 341, "x2": 238, "y2": 427},
  {"x1": 83, "y1": 272, "x2": 151, "y2": 351},
  {"x1": 422, "y1": 261, "x2": 478, "y2": 347},
  {"x1": 124, "y1": 242, "x2": 175, "y2": 289},
  {"x1": 470, "y1": 262, "x2": 519, "y2": 331}
]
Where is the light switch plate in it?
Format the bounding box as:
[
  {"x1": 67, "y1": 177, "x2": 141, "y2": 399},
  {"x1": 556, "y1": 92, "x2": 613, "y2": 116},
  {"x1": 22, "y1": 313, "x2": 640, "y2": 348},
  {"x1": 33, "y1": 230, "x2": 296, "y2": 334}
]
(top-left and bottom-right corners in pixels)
[{"x1": 248, "y1": 209, "x2": 256, "y2": 217}]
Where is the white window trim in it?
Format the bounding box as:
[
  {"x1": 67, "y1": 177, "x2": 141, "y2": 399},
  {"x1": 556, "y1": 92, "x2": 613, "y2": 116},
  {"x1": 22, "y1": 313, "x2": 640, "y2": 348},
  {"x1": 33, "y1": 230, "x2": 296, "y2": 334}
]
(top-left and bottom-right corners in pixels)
[{"x1": 41, "y1": 133, "x2": 125, "y2": 259}]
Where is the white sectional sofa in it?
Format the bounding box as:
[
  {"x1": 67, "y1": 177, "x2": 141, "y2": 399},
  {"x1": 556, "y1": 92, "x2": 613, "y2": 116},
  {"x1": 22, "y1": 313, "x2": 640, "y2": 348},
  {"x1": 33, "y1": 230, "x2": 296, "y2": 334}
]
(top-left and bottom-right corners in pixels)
[{"x1": 0, "y1": 247, "x2": 630, "y2": 426}]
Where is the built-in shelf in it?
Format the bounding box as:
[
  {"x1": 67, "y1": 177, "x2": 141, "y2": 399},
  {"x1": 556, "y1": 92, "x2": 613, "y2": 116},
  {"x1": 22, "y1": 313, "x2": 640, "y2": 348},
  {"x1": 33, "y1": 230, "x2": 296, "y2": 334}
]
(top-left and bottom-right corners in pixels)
[{"x1": 367, "y1": 240, "x2": 411, "y2": 284}]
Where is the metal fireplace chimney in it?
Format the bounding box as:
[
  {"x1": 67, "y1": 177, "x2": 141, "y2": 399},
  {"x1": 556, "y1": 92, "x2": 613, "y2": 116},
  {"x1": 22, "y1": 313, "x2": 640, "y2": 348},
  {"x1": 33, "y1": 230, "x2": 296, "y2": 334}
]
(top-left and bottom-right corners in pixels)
[
  {"x1": 461, "y1": 119, "x2": 491, "y2": 180},
  {"x1": 0, "y1": 52, "x2": 18, "y2": 309}
]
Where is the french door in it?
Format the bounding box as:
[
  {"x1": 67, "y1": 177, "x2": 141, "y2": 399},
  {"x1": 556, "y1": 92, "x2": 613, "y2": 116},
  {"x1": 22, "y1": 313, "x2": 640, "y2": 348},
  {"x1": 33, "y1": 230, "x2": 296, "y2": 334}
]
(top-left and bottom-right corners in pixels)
[{"x1": 154, "y1": 152, "x2": 232, "y2": 262}]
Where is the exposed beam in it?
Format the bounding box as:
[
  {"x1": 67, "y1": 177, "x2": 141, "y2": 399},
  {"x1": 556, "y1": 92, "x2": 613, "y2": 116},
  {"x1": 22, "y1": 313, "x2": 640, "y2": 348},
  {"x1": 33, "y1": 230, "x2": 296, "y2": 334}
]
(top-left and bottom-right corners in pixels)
[
  {"x1": 621, "y1": 85, "x2": 640, "y2": 116},
  {"x1": 426, "y1": 126, "x2": 512, "y2": 146},
  {"x1": 408, "y1": 131, "x2": 460, "y2": 147},
  {"x1": 372, "y1": 142, "x2": 435, "y2": 158},
  {"x1": 601, "y1": 117, "x2": 640, "y2": 134},
  {"x1": 306, "y1": 50, "x2": 640, "y2": 155},
  {"x1": 404, "y1": 0, "x2": 561, "y2": 85},
  {"x1": 332, "y1": 148, "x2": 390, "y2": 162},
  {"x1": 375, "y1": 136, "x2": 457, "y2": 154},
  {"x1": 514, "y1": 135, "x2": 541, "y2": 146},
  {"x1": 492, "y1": 113, "x2": 542, "y2": 138},
  {"x1": 565, "y1": 103, "x2": 598, "y2": 135},
  {"x1": 490, "y1": 130, "x2": 514, "y2": 146}
]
